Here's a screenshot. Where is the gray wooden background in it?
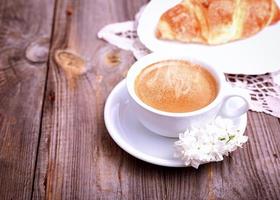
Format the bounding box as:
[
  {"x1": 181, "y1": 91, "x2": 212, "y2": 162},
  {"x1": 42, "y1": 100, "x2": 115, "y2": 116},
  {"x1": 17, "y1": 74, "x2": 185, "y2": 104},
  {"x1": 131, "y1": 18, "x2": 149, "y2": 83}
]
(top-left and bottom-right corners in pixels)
[{"x1": 0, "y1": 0, "x2": 279, "y2": 199}]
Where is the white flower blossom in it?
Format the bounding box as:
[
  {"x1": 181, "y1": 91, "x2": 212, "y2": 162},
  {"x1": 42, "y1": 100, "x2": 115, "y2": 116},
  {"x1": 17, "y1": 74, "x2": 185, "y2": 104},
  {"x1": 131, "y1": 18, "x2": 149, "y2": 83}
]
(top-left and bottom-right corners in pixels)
[{"x1": 174, "y1": 117, "x2": 248, "y2": 168}]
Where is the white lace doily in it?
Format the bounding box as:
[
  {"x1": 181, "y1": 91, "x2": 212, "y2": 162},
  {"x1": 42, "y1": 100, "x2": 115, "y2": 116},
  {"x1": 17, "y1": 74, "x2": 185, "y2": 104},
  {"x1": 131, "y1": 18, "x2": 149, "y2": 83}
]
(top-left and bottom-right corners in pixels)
[{"x1": 98, "y1": 6, "x2": 280, "y2": 118}]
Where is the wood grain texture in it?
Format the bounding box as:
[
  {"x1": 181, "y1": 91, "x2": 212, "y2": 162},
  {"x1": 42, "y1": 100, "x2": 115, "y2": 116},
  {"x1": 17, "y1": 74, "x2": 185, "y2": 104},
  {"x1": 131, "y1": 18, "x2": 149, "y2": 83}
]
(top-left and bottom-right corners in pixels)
[
  {"x1": 32, "y1": 0, "x2": 149, "y2": 199},
  {"x1": 0, "y1": 0, "x2": 55, "y2": 199},
  {"x1": 32, "y1": 0, "x2": 280, "y2": 200},
  {"x1": 0, "y1": 0, "x2": 279, "y2": 200},
  {"x1": 208, "y1": 112, "x2": 280, "y2": 200}
]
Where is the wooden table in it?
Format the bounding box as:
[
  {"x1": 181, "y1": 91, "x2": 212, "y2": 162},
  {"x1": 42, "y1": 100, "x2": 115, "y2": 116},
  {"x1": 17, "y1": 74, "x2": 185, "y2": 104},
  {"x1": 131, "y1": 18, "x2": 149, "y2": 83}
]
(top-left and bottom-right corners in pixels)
[{"x1": 0, "y1": 0, "x2": 280, "y2": 199}]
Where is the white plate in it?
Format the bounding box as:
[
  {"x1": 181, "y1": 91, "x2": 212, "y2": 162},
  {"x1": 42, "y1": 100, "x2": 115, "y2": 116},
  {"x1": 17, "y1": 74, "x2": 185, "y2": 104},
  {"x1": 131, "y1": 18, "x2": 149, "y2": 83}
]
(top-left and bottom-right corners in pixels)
[
  {"x1": 138, "y1": 0, "x2": 280, "y2": 75},
  {"x1": 104, "y1": 79, "x2": 248, "y2": 167}
]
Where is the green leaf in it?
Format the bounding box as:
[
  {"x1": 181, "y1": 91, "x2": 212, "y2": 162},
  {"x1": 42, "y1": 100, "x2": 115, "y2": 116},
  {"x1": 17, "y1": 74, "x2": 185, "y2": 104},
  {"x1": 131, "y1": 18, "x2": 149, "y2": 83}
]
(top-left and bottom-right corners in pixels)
[
  {"x1": 226, "y1": 135, "x2": 235, "y2": 143},
  {"x1": 219, "y1": 137, "x2": 226, "y2": 141}
]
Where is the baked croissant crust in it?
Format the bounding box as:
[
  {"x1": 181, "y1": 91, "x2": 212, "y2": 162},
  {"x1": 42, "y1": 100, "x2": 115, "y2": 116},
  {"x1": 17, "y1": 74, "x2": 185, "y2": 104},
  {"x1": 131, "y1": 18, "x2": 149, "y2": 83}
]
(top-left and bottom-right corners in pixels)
[{"x1": 156, "y1": 0, "x2": 280, "y2": 45}]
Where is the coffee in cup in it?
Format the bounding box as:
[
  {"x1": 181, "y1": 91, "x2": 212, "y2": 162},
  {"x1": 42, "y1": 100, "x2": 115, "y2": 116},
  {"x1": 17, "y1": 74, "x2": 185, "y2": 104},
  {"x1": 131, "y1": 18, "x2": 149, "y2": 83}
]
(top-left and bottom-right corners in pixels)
[
  {"x1": 126, "y1": 53, "x2": 249, "y2": 138},
  {"x1": 134, "y1": 60, "x2": 218, "y2": 113}
]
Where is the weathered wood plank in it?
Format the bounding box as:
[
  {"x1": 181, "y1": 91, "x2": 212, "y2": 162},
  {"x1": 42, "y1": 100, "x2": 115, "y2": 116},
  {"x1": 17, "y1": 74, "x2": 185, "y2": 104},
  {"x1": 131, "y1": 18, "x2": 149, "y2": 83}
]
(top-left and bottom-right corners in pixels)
[
  {"x1": 0, "y1": 0, "x2": 55, "y2": 199},
  {"x1": 208, "y1": 112, "x2": 280, "y2": 200},
  {"x1": 32, "y1": 0, "x2": 280, "y2": 200},
  {"x1": 32, "y1": 0, "x2": 149, "y2": 199}
]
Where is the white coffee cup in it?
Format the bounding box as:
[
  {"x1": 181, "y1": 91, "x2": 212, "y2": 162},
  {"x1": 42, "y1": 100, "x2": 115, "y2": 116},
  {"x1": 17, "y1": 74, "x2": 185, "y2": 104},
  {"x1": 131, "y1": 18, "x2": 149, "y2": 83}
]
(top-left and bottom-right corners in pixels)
[{"x1": 126, "y1": 53, "x2": 249, "y2": 138}]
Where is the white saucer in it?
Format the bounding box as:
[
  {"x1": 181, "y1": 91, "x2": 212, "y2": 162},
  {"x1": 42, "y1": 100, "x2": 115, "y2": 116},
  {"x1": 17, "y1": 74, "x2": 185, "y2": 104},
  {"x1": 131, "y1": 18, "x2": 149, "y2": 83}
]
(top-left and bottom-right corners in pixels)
[{"x1": 104, "y1": 79, "x2": 248, "y2": 167}]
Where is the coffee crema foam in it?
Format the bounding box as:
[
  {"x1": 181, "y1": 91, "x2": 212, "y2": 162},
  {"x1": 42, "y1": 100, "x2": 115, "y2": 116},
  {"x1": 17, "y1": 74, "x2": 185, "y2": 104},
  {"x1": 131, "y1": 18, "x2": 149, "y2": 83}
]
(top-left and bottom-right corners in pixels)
[{"x1": 135, "y1": 60, "x2": 218, "y2": 113}]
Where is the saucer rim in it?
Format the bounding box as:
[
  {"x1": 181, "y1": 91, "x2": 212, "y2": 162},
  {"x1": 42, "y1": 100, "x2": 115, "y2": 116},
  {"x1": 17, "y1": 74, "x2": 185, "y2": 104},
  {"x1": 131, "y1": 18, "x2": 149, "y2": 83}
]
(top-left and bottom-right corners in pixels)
[{"x1": 104, "y1": 79, "x2": 248, "y2": 167}]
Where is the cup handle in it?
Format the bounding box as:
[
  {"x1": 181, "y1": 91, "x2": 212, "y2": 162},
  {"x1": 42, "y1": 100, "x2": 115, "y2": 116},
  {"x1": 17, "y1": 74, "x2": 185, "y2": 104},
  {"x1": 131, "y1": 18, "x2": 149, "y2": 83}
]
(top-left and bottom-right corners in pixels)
[{"x1": 219, "y1": 88, "x2": 250, "y2": 118}]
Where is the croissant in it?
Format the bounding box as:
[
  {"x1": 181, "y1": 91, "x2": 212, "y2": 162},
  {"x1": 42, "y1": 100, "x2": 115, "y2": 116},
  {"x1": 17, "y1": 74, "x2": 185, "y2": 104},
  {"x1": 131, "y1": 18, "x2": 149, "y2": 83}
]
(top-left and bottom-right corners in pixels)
[{"x1": 156, "y1": 0, "x2": 280, "y2": 45}]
